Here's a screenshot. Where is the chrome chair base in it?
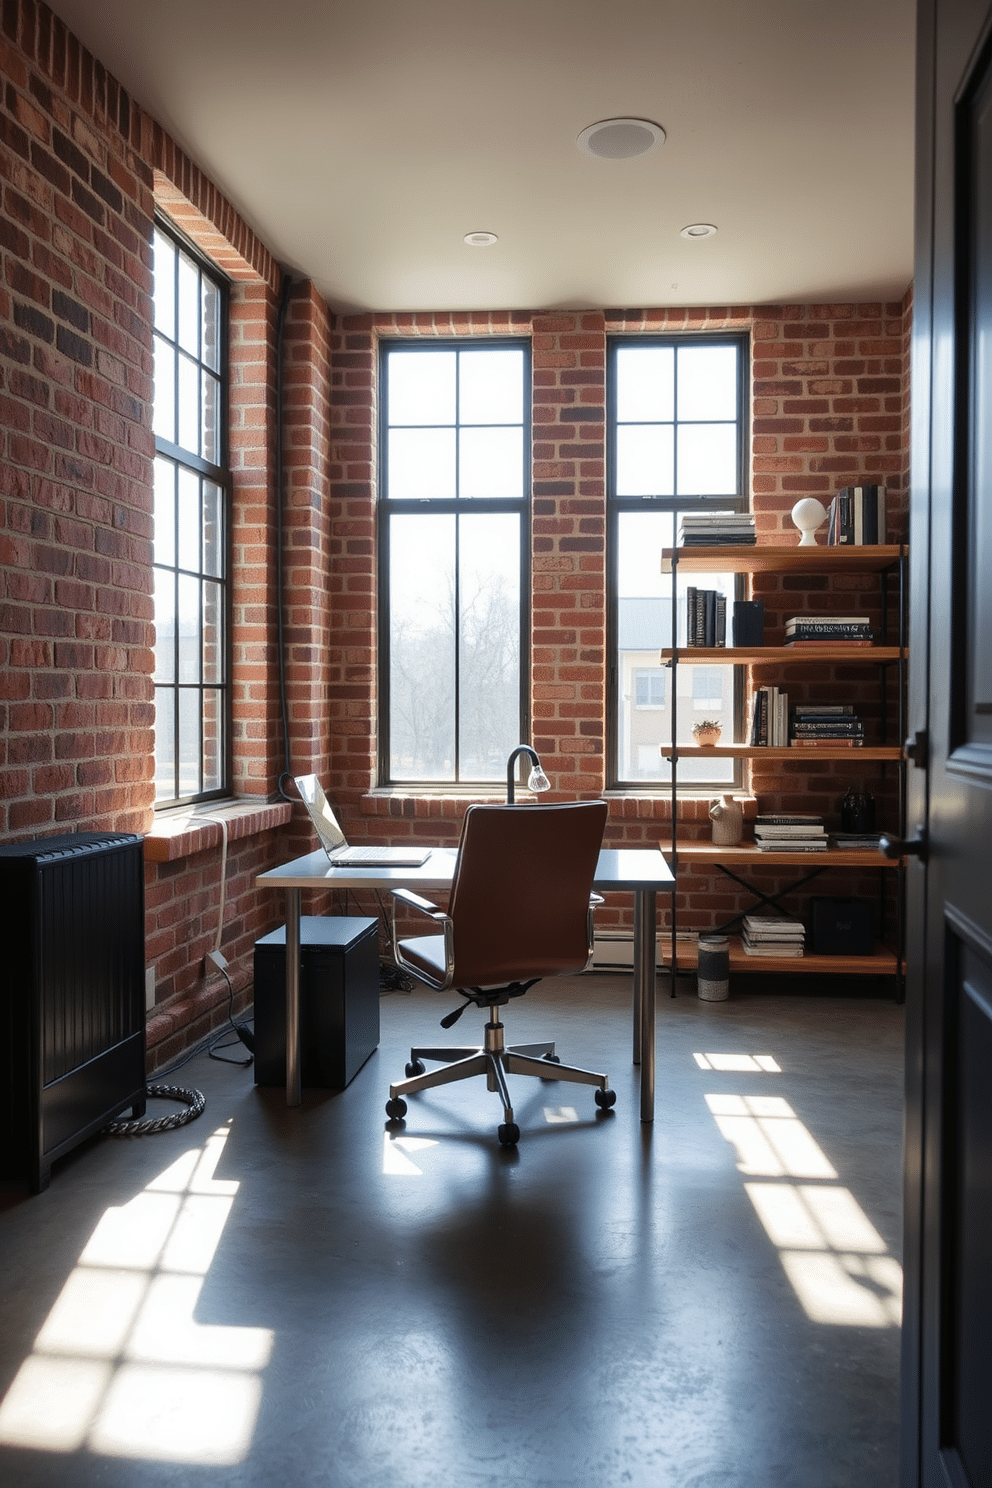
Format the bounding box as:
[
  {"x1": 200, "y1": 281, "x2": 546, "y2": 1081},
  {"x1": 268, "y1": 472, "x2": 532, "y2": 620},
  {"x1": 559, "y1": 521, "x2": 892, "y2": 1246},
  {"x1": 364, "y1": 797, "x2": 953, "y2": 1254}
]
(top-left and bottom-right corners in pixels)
[{"x1": 385, "y1": 1016, "x2": 616, "y2": 1145}]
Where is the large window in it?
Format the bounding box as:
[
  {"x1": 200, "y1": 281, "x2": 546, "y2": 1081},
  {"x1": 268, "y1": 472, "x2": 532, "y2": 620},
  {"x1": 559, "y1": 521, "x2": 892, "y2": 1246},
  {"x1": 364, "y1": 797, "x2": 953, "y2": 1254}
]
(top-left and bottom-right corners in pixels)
[
  {"x1": 609, "y1": 335, "x2": 748, "y2": 787},
  {"x1": 379, "y1": 342, "x2": 529, "y2": 784},
  {"x1": 152, "y1": 224, "x2": 230, "y2": 807}
]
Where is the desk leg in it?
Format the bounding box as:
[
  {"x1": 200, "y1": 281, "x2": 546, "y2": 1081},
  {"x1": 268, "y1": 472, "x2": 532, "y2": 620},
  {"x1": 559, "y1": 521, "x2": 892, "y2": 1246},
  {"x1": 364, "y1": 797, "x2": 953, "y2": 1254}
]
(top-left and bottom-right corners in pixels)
[
  {"x1": 285, "y1": 887, "x2": 302, "y2": 1107},
  {"x1": 634, "y1": 889, "x2": 656, "y2": 1123}
]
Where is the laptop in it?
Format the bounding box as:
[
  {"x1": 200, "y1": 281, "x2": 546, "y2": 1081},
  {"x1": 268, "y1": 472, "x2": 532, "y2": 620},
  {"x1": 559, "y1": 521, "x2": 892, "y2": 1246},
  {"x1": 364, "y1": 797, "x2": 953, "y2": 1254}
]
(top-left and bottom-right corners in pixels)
[{"x1": 295, "y1": 775, "x2": 431, "y2": 867}]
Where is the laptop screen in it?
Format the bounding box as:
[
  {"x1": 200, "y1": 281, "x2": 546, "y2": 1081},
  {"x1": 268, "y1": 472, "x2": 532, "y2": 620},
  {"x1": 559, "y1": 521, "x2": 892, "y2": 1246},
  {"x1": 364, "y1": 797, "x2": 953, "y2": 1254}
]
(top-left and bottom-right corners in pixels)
[{"x1": 295, "y1": 775, "x2": 348, "y2": 856}]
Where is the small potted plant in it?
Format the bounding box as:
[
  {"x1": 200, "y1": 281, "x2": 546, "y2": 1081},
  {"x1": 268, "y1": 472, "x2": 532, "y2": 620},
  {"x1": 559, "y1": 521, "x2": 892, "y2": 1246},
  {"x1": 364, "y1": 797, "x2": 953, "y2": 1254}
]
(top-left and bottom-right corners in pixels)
[{"x1": 692, "y1": 720, "x2": 723, "y2": 747}]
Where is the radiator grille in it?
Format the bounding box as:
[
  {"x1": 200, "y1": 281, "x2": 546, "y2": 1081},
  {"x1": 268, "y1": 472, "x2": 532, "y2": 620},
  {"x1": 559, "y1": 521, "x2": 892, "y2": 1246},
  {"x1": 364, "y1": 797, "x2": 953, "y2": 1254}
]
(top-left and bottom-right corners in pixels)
[{"x1": 0, "y1": 831, "x2": 147, "y2": 1190}]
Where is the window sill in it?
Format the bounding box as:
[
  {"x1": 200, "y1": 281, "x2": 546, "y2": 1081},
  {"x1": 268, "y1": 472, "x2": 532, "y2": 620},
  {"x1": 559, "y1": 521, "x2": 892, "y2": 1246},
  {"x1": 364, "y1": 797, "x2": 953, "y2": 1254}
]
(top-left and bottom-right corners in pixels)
[{"x1": 144, "y1": 798, "x2": 292, "y2": 862}]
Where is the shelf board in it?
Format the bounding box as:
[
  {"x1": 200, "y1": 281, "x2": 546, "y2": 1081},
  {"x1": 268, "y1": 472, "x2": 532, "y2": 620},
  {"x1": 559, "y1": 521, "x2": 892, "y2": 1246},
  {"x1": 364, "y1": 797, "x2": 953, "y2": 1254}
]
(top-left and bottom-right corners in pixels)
[
  {"x1": 659, "y1": 841, "x2": 902, "y2": 868},
  {"x1": 661, "y1": 544, "x2": 905, "y2": 575},
  {"x1": 660, "y1": 645, "x2": 904, "y2": 664},
  {"x1": 658, "y1": 934, "x2": 901, "y2": 976},
  {"x1": 658, "y1": 744, "x2": 903, "y2": 761}
]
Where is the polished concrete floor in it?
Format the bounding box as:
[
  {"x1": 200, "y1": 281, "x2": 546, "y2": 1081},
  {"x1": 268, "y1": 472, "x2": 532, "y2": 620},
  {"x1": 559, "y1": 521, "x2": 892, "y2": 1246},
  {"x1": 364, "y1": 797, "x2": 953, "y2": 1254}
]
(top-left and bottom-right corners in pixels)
[{"x1": 0, "y1": 975, "x2": 904, "y2": 1488}]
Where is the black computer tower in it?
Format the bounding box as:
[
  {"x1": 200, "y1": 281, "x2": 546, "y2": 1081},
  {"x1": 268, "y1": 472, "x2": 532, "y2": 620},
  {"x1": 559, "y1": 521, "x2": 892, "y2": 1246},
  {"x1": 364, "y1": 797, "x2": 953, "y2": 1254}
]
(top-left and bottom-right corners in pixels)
[{"x1": 253, "y1": 916, "x2": 380, "y2": 1088}]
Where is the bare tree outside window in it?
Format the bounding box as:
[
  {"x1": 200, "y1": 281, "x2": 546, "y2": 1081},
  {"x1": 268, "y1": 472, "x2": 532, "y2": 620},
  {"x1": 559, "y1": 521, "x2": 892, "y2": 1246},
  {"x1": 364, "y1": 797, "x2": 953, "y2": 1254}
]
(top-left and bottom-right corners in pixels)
[{"x1": 381, "y1": 345, "x2": 528, "y2": 785}]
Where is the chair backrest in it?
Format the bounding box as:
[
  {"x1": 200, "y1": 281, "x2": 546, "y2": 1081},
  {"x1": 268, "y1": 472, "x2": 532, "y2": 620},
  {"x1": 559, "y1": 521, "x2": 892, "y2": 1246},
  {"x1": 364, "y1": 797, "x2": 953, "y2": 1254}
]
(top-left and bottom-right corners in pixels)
[{"x1": 445, "y1": 800, "x2": 608, "y2": 987}]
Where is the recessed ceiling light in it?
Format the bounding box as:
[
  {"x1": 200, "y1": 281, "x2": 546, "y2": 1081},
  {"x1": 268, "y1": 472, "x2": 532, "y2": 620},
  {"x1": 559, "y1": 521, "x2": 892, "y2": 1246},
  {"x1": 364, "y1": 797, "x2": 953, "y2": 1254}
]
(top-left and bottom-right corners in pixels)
[
  {"x1": 576, "y1": 118, "x2": 665, "y2": 160},
  {"x1": 680, "y1": 223, "x2": 717, "y2": 239},
  {"x1": 464, "y1": 231, "x2": 498, "y2": 247}
]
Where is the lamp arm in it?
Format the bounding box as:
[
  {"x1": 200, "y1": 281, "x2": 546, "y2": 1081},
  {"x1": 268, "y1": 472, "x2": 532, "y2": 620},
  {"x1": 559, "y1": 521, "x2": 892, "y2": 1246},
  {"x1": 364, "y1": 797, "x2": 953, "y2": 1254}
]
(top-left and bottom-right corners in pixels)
[{"x1": 505, "y1": 743, "x2": 543, "y2": 804}]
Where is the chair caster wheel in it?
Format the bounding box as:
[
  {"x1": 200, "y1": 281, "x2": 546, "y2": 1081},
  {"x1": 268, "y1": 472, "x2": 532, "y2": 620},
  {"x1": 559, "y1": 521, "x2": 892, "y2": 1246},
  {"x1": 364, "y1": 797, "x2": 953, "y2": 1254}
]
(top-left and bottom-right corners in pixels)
[
  {"x1": 385, "y1": 1097, "x2": 407, "y2": 1121},
  {"x1": 595, "y1": 1088, "x2": 617, "y2": 1110},
  {"x1": 405, "y1": 1059, "x2": 425, "y2": 1078},
  {"x1": 498, "y1": 1122, "x2": 520, "y2": 1146}
]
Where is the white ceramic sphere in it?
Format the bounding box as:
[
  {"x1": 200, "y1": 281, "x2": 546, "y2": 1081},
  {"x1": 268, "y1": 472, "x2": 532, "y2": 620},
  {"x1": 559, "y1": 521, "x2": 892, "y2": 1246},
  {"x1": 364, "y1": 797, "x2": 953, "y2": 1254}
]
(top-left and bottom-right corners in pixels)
[{"x1": 791, "y1": 497, "x2": 828, "y2": 545}]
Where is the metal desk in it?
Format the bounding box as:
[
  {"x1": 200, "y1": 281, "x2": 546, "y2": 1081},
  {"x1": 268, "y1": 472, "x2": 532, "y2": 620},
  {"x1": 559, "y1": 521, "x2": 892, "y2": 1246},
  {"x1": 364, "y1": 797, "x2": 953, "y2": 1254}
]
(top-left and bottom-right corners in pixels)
[{"x1": 256, "y1": 845, "x2": 674, "y2": 1121}]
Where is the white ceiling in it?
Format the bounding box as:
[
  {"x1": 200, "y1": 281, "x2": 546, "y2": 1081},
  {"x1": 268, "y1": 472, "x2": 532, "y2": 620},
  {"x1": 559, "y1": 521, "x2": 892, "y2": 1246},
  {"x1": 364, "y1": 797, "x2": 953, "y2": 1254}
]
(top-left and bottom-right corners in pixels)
[{"x1": 46, "y1": 0, "x2": 917, "y2": 314}]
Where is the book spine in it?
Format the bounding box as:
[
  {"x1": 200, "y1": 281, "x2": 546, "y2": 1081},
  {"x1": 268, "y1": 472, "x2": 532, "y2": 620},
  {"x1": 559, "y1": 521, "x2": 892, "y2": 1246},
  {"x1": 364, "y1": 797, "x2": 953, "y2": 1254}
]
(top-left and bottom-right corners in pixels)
[
  {"x1": 864, "y1": 484, "x2": 878, "y2": 544},
  {"x1": 785, "y1": 639, "x2": 874, "y2": 648},
  {"x1": 790, "y1": 738, "x2": 865, "y2": 747},
  {"x1": 792, "y1": 722, "x2": 865, "y2": 734},
  {"x1": 792, "y1": 705, "x2": 854, "y2": 716},
  {"x1": 853, "y1": 486, "x2": 864, "y2": 546}
]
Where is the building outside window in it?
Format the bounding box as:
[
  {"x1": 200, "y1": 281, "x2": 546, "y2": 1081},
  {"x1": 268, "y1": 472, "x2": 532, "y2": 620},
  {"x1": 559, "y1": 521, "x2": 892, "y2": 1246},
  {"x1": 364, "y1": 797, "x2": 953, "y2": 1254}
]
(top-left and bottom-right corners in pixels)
[
  {"x1": 609, "y1": 334, "x2": 748, "y2": 788},
  {"x1": 151, "y1": 223, "x2": 230, "y2": 807},
  {"x1": 634, "y1": 668, "x2": 666, "y2": 708},
  {"x1": 379, "y1": 342, "x2": 529, "y2": 785}
]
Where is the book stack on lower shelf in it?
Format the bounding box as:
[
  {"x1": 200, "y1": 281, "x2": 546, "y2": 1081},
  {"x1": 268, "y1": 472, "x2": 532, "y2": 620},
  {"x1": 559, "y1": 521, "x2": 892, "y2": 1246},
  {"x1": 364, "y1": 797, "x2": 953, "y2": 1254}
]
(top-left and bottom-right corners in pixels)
[
  {"x1": 753, "y1": 814, "x2": 827, "y2": 851},
  {"x1": 742, "y1": 915, "x2": 806, "y2": 957},
  {"x1": 785, "y1": 615, "x2": 873, "y2": 647},
  {"x1": 790, "y1": 703, "x2": 865, "y2": 749},
  {"x1": 831, "y1": 831, "x2": 885, "y2": 851}
]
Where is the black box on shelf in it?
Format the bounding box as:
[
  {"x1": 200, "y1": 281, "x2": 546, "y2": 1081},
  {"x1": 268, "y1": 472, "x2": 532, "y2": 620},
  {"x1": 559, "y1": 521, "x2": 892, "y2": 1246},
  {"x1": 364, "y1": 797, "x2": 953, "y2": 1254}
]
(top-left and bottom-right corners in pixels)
[
  {"x1": 732, "y1": 599, "x2": 765, "y2": 646},
  {"x1": 809, "y1": 897, "x2": 873, "y2": 956},
  {"x1": 253, "y1": 915, "x2": 380, "y2": 1088}
]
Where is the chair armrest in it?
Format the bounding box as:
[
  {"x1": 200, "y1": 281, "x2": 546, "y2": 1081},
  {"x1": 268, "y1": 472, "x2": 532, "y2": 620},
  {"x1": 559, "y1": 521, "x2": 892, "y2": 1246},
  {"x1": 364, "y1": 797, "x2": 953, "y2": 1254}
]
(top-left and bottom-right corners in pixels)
[
  {"x1": 391, "y1": 886, "x2": 445, "y2": 919},
  {"x1": 390, "y1": 887, "x2": 455, "y2": 989}
]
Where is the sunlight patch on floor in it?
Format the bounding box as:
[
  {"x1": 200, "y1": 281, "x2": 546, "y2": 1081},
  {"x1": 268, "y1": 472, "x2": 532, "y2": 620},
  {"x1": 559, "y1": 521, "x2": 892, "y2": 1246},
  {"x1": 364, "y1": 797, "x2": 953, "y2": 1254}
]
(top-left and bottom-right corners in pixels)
[
  {"x1": 701, "y1": 1064, "x2": 902, "y2": 1328},
  {"x1": 0, "y1": 1124, "x2": 273, "y2": 1463},
  {"x1": 382, "y1": 1133, "x2": 439, "y2": 1175}
]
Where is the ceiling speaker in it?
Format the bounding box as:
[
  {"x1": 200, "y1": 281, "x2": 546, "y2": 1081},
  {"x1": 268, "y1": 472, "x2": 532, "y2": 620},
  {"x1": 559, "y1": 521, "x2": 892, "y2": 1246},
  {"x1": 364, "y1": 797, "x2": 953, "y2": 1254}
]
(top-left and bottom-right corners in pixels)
[{"x1": 576, "y1": 118, "x2": 665, "y2": 160}]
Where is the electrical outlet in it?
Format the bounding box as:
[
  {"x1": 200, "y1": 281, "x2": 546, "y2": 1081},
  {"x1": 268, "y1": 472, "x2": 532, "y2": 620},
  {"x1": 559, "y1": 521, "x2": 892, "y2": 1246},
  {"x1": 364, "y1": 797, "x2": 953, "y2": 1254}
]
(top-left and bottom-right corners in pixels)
[
  {"x1": 206, "y1": 949, "x2": 228, "y2": 974},
  {"x1": 145, "y1": 966, "x2": 156, "y2": 1011}
]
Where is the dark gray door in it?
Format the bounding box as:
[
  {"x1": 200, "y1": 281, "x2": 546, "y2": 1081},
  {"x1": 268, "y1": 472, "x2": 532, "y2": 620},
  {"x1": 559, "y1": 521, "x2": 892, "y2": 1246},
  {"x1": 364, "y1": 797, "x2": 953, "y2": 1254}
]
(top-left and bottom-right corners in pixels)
[{"x1": 903, "y1": 1, "x2": 992, "y2": 1482}]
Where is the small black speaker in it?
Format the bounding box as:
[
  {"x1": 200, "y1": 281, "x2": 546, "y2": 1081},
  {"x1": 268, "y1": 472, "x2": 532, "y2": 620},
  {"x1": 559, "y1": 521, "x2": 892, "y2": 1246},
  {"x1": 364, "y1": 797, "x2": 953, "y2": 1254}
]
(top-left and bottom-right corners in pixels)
[{"x1": 809, "y1": 897, "x2": 873, "y2": 956}]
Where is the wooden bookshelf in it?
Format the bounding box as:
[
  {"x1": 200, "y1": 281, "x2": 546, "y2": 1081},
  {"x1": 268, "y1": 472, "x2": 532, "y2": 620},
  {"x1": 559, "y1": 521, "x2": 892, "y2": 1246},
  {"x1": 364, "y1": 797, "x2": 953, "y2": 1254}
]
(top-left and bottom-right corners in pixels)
[
  {"x1": 661, "y1": 543, "x2": 905, "y2": 575},
  {"x1": 658, "y1": 934, "x2": 901, "y2": 977},
  {"x1": 659, "y1": 841, "x2": 904, "y2": 869},
  {"x1": 660, "y1": 645, "x2": 904, "y2": 664},
  {"x1": 658, "y1": 745, "x2": 903, "y2": 762}
]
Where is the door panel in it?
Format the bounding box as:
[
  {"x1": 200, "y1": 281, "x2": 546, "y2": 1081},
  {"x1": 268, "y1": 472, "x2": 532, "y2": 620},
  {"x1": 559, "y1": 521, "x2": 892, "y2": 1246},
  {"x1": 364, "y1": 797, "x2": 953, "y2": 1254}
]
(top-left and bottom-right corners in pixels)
[
  {"x1": 951, "y1": 944, "x2": 992, "y2": 1480},
  {"x1": 906, "y1": 3, "x2": 992, "y2": 1484}
]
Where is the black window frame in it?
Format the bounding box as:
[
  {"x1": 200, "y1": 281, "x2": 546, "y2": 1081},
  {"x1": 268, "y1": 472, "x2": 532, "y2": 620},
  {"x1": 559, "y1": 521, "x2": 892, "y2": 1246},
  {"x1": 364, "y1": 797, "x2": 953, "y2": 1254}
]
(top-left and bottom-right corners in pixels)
[
  {"x1": 606, "y1": 331, "x2": 750, "y2": 790},
  {"x1": 377, "y1": 337, "x2": 532, "y2": 788},
  {"x1": 151, "y1": 216, "x2": 232, "y2": 809}
]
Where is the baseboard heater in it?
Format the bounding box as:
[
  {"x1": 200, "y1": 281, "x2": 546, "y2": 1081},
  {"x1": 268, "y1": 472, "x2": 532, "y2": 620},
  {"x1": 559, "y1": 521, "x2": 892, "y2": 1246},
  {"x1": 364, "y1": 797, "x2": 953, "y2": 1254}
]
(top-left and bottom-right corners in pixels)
[
  {"x1": 0, "y1": 833, "x2": 147, "y2": 1192},
  {"x1": 590, "y1": 932, "x2": 699, "y2": 971}
]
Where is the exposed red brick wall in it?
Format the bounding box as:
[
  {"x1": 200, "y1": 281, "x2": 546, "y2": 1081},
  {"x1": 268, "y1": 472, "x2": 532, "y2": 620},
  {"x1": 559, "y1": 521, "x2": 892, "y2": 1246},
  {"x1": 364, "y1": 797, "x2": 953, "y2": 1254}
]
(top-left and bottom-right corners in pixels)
[
  {"x1": 0, "y1": 0, "x2": 304, "y2": 1061},
  {"x1": 0, "y1": 0, "x2": 155, "y2": 840}
]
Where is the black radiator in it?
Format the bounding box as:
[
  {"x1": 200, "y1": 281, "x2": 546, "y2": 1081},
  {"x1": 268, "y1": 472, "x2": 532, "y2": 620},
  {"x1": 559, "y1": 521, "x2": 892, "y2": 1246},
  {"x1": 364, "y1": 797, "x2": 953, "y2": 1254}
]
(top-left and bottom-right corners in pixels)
[{"x1": 0, "y1": 832, "x2": 147, "y2": 1192}]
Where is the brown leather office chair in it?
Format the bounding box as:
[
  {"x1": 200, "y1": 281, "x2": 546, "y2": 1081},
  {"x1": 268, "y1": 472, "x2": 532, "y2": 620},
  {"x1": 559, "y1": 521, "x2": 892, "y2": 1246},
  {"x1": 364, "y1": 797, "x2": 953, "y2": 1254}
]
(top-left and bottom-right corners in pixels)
[{"x1": 384, "y1": 800, "x2": 614, "y2": 1145}]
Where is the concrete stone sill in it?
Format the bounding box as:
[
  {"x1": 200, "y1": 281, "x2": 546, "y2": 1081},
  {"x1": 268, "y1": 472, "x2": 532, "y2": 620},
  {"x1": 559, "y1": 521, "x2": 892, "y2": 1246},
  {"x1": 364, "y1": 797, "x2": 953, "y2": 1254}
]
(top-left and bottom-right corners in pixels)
[{"x1": 143, "y1": 799, "x2": 292, "y2": 862}]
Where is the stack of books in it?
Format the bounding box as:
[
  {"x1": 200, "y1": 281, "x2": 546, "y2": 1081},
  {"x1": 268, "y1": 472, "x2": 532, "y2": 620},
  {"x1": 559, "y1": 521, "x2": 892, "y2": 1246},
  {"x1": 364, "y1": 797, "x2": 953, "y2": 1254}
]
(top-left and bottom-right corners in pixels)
[
  {"x1": 790, "y1": 703, "x2": 865, "y2": 748},
  {"x1": 685, "y1": 587, "x2": 726, "y2": 646},
  {"x1": 831, "y1": 831, "x2": 885, "y2": 851},
  {"x1": 784, "y1": 615, "x2": 873, "y2": 647},
  {"x1": 749, "y1": 686, "x2": 789, "y2": 746},
  {"x1": 678, "y1": 512, "x2": 757, "y2": 547},
  {"x1": 753, "y1": 813, "x2": 827, "y2": 851},
  {"x1": 826, "y1": 485, "x2": 887, "y2": 546},
  {"x1": 742, "y1": 914, "x2": 806, "y2": 957}
]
